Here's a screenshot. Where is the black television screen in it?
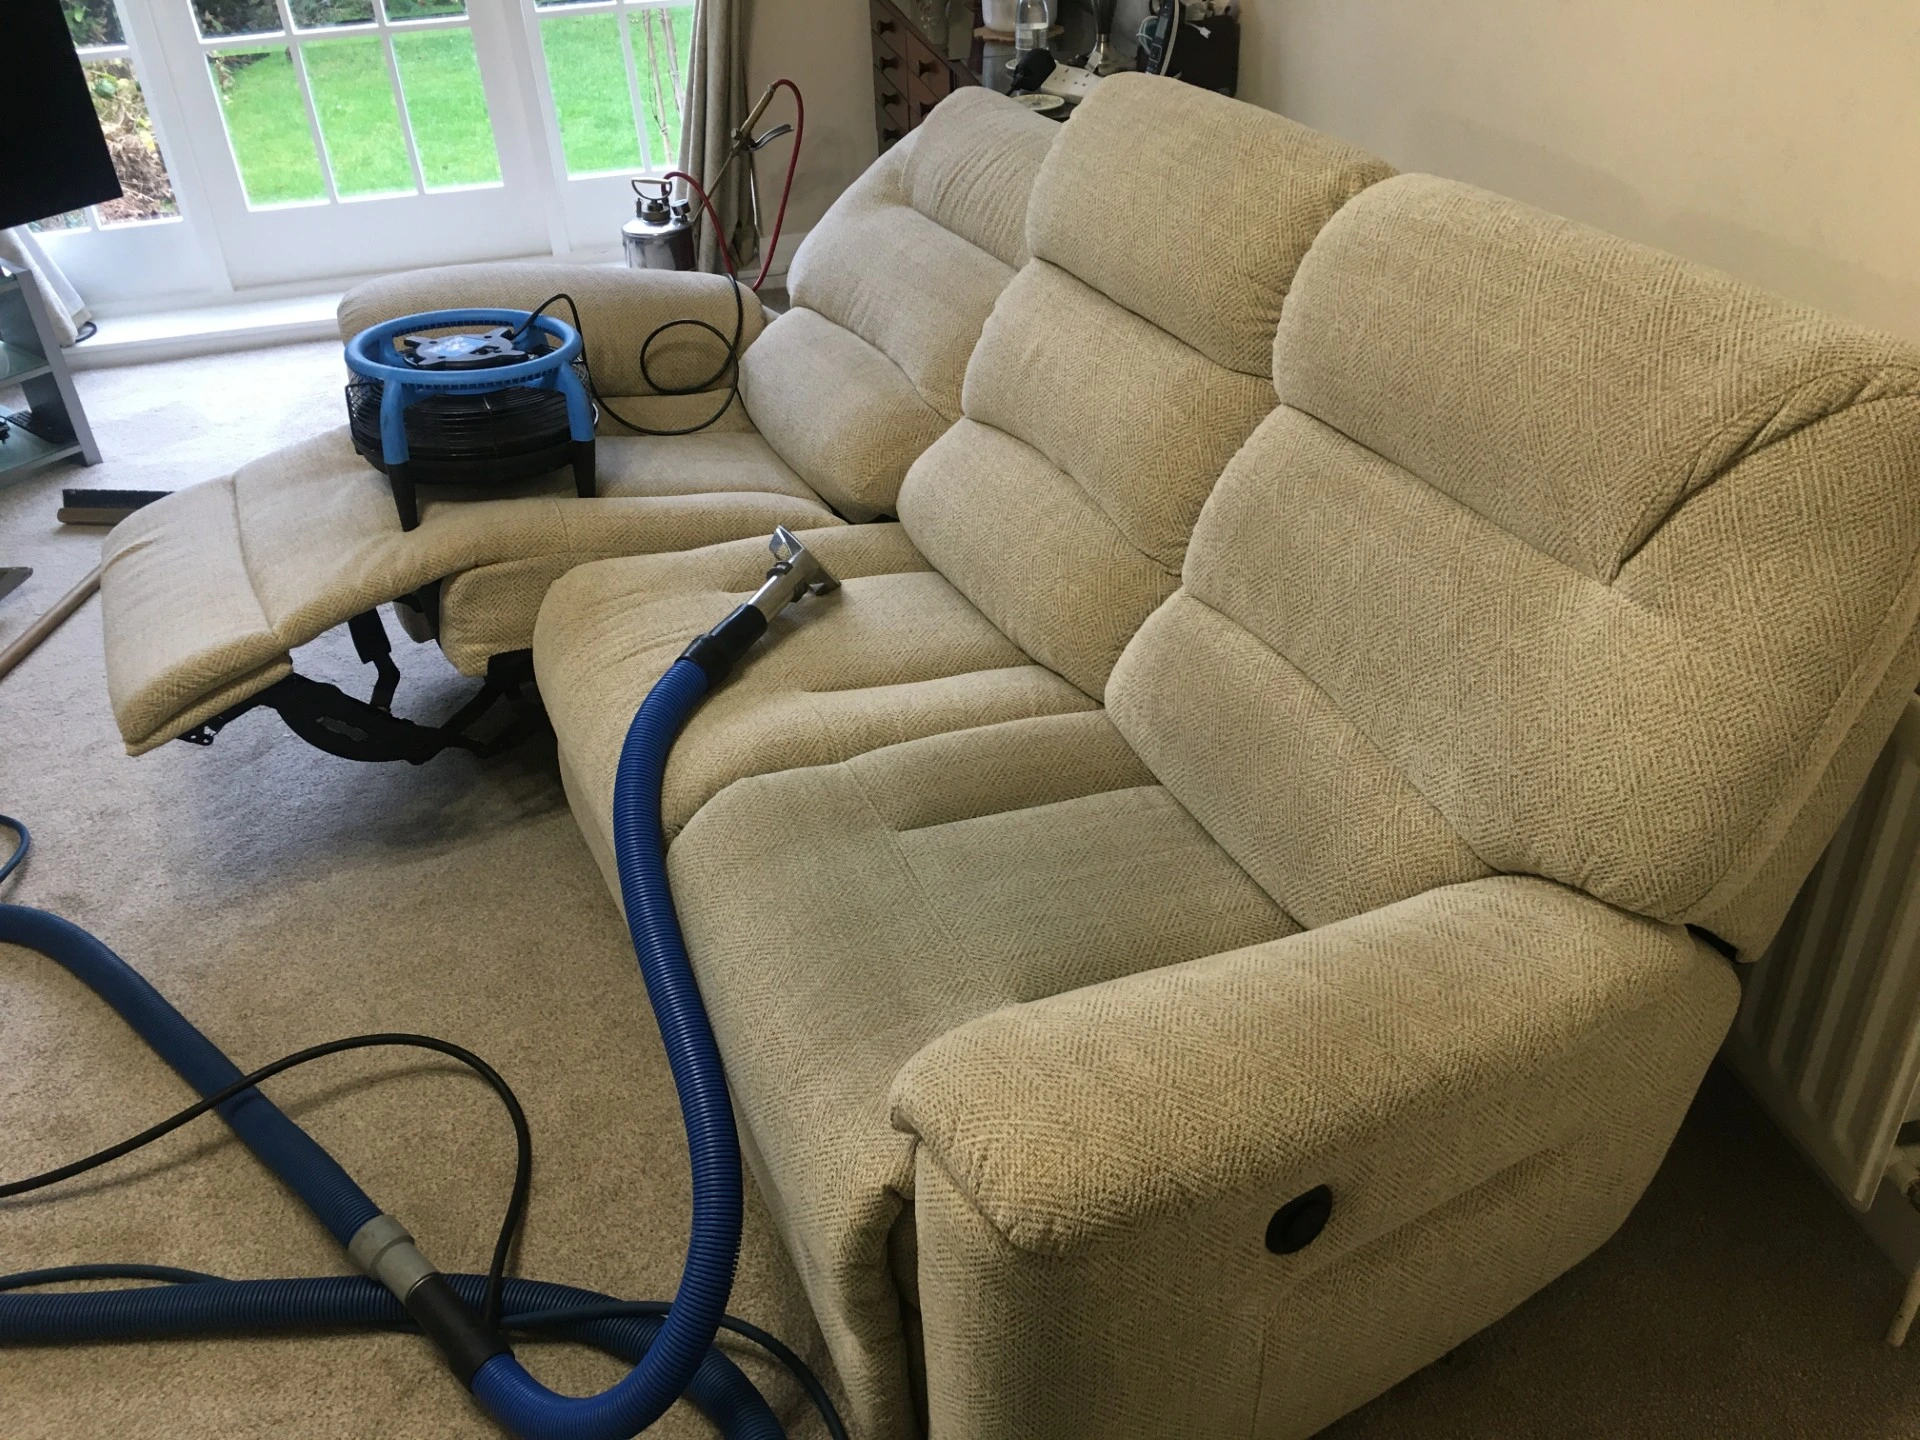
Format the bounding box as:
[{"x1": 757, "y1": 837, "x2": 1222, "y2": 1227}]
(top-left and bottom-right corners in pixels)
[{"x1": 0, "y1": 0, "x2": 124, "y2": 230}]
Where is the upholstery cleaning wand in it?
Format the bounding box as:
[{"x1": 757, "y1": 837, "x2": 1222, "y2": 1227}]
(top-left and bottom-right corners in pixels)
[{"x1": 0, "y1": 527, "x2": 846, "y2": 1440}]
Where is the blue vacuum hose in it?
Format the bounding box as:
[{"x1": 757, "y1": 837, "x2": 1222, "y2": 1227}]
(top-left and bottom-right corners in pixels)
[
  {"x1": 0, "y1": 521, "x2": 843, "y2": 1440},
  {"x1": 0, "y1": 905, "x2": 382, "y2": 1247},
  {"x1": 473, "y1": 656, "x2": 732, "y2": 1437},
  {"x1": 0, "y1": 1272, "x2": 780, "y2": 1437}
]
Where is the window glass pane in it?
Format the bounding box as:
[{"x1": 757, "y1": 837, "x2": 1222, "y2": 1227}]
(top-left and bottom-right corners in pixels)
[
  {"x1": 633, "y1": 5, "x2": 692, "y2": 165},
  {"x1": 304, "y1": 36, "x2": 415, "y2": 195},
  {"x1": 540, "y1": 11, "x2": 641, "y2": 174},
  {"x1": 289, "y1": 0, "x2": 375, "y2": 27},
  {"x1": 63, "y1": 0, "x2": 125, "y2": 47},
  {"x1": 383, "y1": 0, "x2": 467, "y2": 17},
  {"x1": 392, "y1": 29, "x2": 501, "y2": 188},
  {"x1": 193, "y1": 0, "x2": 284, "y2": 38},
  {"x1": 27, "y1": 212, "x2": 92, "y2": 233},
  {"x1": 209, "y1": 48, "x2": 328, "y2": 203},
  {"x1": 84, "y1": 59, "x2": 180, "y2": 224}
]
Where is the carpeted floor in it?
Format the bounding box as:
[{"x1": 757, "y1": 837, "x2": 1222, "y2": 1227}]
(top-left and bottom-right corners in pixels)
[{"x1": 4, "y1": 342, "x2": 1920, "y2": 1439}]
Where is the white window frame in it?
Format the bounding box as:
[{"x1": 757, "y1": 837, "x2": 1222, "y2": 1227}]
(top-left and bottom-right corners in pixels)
[
  {"x1": 518, "y1": 0, "x2": 694, "y2": 257},
  {"x1": 37, "y1": 0, "x2": 698, "y2": 309}
]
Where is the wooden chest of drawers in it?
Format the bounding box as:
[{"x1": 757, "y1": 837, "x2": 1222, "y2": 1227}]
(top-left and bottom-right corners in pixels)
[{"x1": 869, "y1": 0, "x2": 972, "y2": 151}]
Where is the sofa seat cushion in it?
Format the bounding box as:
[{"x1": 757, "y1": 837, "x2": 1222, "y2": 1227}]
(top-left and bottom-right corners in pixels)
[
  {"x1": 665, "y1": 712, "x2": 1296, "y2": 1435},
  {"x1": 532, "y1": 525, "x2": 1099, "y2": 874},
  {"x1": 594, "y1": 430, "x2": 820, "y2": 503},
  {"x1": 427, "y1": 431, "x2": 831, "y2": 670}
]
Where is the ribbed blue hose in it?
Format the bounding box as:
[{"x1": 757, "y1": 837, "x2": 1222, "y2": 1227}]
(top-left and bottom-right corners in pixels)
[
  {"x1": 0, "y1": 655, "x2": 777, "y2": 1438},
  {"x1": 472, "y1": 657, "x2": 735, "y2": 1438},
  {"x1": 0, "y1": 905, "x2": 381, "y2": 1246},
  {"x1": 0, "y1": 1274, "x2": 781, "y2": 1438}
]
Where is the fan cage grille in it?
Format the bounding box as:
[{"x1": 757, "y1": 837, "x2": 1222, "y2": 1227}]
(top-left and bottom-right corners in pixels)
[{"x1": 345, "y1": 366, "x2": 589, "y2": 487}]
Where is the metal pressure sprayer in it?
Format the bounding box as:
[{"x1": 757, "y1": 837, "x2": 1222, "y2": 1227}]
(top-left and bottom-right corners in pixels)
[
  {"x1": 621, "y1": 80, "x2": 800, "y2": 278},
  {"x1": 623, "y1": 180, "x2": 696, "y2": 272}
]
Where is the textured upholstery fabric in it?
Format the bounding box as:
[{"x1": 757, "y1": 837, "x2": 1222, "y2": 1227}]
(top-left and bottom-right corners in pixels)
[
  {"x1": 904, "y1": 881, "x2": 1733, "y2": 1438},
  {"x1": 535, "y1": 525, "x2": 1095, "y2": 871},
  {"x1": 669, "y1": 723, "x2": 1735, "y2": 1436},
  {"x1": 537, "y1": 80, "x2": 1392, "y2": 887},
  {"x1": 1271, "y1": 174, "x2": 1920, "y2": 586},
  {"x1": 1026, "y1": 73, "x2": 1388, "y2": 376},
  {"x1": 742, "y1": 89, "x2": 1058, "y2": 518},
  {"x1": 1112, "y1": 174, "x2": 1920, "y2": 955},
  {"x1": 668, "y1": 713, "x2": 1296, "y2": 1433},
  {"x1": 898, "y1": 77, "x2": 1393, "y2": 697},
  {"x1": 735, "y1": 309, "x2": 951, "y2": 523},
  {"x1": 657, "y1": 173, "x2": 1920, "y2": 1439},
  {"x1": 100, "y1": 430, "x2": 835, "y2": 751},
  {"x1": 432, "y1": 431, "x2": 818, "y2": 671}
]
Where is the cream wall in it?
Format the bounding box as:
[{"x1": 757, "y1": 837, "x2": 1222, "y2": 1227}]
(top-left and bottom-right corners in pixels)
[
  {"x1": 1240, "y1": 0, "x2": 1920, "y2": 343},
  {"x1": 745, "y1": 0, "x2": 877, "y2": 254}
]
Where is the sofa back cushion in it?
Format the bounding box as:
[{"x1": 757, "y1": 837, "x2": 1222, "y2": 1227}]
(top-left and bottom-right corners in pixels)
[
  {"x1": 1109, "y1": 173, "x2": 1920, "y2": 955},
  {"x1": 898, "y1": 74, "x2": 1393, "y2": 697},
  {"x1": 740, "y1": 88, "x2": 1058, "y2": 520}
]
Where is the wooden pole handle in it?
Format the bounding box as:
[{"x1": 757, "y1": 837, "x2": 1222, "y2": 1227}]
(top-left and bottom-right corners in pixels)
[{"x1": 0, "y1": 564, "x2": 102, "y2": 683}]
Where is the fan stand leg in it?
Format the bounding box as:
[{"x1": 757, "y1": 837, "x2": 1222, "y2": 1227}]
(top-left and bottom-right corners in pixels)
[
  {"x1": 389, "y1": 463, "x2": 420, "y2": 532},
  {"x1": 571, "y1": 440, "x2": 596, "y2": 499}
]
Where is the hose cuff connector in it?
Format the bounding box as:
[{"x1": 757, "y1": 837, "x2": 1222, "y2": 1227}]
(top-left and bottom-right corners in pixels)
[{"x1": 348, "y1": 1213, "x2": 511, "y2": 1388}]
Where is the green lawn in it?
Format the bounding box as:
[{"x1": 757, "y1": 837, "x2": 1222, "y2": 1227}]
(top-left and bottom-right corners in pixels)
[
  {"x1": 213, "y1": 9, "x2": 690, "y2": 206},
  {"x1": 542, "y1": 6, "x2": 692, "y2": 174}
]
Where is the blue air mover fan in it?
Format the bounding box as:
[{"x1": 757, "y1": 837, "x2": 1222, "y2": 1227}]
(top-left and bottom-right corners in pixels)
[{"x1": 344, "y1": 309, "x2": 596, "y2": 531}]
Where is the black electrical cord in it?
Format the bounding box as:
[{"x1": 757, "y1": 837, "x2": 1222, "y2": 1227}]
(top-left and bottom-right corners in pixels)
[
  {"x1": 0, "y1": 813, "x2": 29, "y2": 886},
  {"x1": 512, "y1": 283, "x2": 746, "y2": 439},
  {"x1": 0, "y1": 1033, "x2": 532, "y2": 1332},
  {"x1": 0, "y1": 808, "x2": 851, "y2": 1434}
]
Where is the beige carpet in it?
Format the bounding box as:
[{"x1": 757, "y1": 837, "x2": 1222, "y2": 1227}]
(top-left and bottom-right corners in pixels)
[{"x1": 3, "y1": 342, "x2": 1920, "y2": 1439}]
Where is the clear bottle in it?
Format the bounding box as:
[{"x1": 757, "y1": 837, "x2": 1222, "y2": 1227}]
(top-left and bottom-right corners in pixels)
[{"x1": 1013, "y1": 0, "x2": 1050, "y2": 59}]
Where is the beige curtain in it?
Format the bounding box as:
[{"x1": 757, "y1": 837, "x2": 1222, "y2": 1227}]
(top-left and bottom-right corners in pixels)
[
  {"x1": 0, "y1": 228, "x2": 92, "y2": 348},
  {"x1": 678, "y1": 0, "x2": 755, "y2": 274}
]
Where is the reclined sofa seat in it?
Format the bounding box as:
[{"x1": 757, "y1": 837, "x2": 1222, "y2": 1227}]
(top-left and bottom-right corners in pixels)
[
  {"x1": 533, "y1": 75, "x2": 1394, "y2": 887},
  {"x1": 658, "y1": 174, "x2": 1920, "y2": 1438},
  {"x1": 96, "y1": 87, "x2": 1056, "y2": 756}
]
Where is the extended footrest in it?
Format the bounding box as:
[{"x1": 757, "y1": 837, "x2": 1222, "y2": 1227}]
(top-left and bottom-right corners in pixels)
[{"x1": 97, "y1": 427, "x2": 836, "y2": 757}]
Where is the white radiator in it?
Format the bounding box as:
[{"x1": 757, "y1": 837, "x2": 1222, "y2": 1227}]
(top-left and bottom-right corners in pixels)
[{"x1": 1725, "y1": 695, "x2": 1920, "y2": 1216}]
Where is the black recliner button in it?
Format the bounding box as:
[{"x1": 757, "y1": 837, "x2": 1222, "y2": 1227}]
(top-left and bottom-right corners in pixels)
[{"x1": 1266, "y1": 1185, "x2": 1333, "y2": 1254}]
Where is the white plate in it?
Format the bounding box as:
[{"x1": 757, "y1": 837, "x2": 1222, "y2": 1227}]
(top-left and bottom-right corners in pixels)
[{"x1": 1012, "y1": 92, "x2": 1066, "y2": 112}]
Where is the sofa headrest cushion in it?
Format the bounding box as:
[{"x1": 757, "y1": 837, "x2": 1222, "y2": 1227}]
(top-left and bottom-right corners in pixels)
[
  {"x1": 1275, "y1": 173, "x2": 1920, "y2": 583},
  {"x1": 903, "y1": 87, "x2": 1059, "y2": 270},
  {"x1": 1026, "y1": 73, "x2": 1392, "y2": 377}
]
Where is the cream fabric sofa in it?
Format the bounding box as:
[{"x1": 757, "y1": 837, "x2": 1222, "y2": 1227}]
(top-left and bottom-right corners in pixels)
[
  {"x1": 534, "y1": 76, "x2": 1394, "y2": 887},
  {"x1": 96, "y1": 87, "x2": 1056, "y2": 756},
  {"x1": 537, "y1": 100, "x2": 1920, "y2": 1440}
]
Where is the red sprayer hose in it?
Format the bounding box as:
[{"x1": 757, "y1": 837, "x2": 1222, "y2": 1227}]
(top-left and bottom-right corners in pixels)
[
  {"x1": 664, "y1": 169, "x2": 738, "y2": 278},
  {"x1": 751, "y1": 79, "x2": 803, "y2": 291},
  {"x1": 665, "y1": 77, "x2": 803, "y2": 292}
]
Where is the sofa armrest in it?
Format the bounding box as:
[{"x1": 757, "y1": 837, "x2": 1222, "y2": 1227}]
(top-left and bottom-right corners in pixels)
[
  {"x1": 889, "y1": 875, "x2": 1737, "y2": 1258},
  {"x1": 337, "y1": 261, "x2": 770, "y2": 399}
]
